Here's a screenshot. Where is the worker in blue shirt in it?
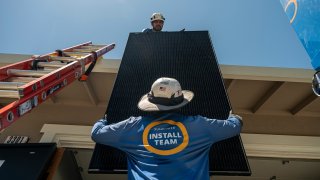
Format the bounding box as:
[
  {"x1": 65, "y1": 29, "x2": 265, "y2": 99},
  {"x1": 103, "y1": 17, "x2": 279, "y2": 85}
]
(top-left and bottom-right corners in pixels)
[
  {"x1": 142, "y1": 13, "x2": 165, "y2": 32},
  {"x1": 91, "y1": 77, "x2": 243, "y2": 180}
]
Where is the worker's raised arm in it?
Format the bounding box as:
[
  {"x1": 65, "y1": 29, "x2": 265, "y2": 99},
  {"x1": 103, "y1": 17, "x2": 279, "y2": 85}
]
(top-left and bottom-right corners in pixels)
[
  {"x1": 91, "y1": 117, "x2": 136, "y2": 147},
  {"x1": 196, "y1": 114, "x2": 243, "y2": 144}
]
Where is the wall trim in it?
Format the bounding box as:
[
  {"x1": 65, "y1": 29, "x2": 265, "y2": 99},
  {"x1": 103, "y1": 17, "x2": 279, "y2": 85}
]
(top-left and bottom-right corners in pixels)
[
  {"x1": 40, "y1": 124, "x2": 95, "y2": 149},
  {"x1": 40, "y1": 124, "x2": 320, "y2": 159}
]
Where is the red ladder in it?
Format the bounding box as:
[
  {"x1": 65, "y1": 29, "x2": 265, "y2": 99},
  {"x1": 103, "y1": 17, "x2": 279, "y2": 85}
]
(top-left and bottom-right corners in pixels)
[{"x1": 0, "y1": 42, "x2": 115, "y2": 131}]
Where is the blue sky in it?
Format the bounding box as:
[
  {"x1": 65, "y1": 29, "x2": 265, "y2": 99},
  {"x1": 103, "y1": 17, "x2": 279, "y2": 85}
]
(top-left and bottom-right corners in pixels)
[{"x1": 0, "y1": 0, "x2": 313, "y2": 69}]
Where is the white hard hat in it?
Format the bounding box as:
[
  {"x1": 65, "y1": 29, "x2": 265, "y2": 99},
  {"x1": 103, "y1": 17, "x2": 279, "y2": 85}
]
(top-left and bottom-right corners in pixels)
[{"x1": 150, "y1": 13, "x2": 165, "y2": 22}]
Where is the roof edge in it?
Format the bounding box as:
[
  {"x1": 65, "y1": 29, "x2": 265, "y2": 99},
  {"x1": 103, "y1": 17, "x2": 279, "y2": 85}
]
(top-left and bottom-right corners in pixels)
[{"x1": 0, "y1": 54, "x2": 314, "y2": 82}]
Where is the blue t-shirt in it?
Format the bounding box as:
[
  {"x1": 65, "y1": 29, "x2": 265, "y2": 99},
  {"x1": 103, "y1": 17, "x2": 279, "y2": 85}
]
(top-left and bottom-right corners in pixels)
[{"x1": 91, "y1": 113, "x2": 242, "y2": 180}]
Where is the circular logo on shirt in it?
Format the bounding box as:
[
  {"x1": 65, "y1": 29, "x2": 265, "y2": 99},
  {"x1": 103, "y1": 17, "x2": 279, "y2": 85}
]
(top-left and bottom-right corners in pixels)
[{"x1": 142, "y1": 120, "x2": 189, "y2": 155}]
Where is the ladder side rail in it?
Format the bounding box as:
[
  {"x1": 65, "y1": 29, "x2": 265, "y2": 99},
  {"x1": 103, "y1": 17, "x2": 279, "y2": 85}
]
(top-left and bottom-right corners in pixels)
[
  {"x1": 62, "y1": 43, "x2": 115, "y2": 65},
  {"x1": 58, "y1": 41, "x2": 92, "y2": 54},
  {"x1": 18, "y1": 61, "x2": 80, "y2": 97},
  {"x1": 96, "y1": 43, "x2": 116, "y2": 58},
  {"x1": 0, "y1": 66, "x2": 82, "y2": 131},
  {"x1": 0, "y1": 42, "x2": 93, "y2": 81},
  {"x1": 36, "y1": 41, "x2": 93, "y2": 63},
  {"x1": 81, "y1": 43, "x2": 116, "y2": 66},
  {"x1": 14, "y1": 43, "x2": 115, "y2": 98}
]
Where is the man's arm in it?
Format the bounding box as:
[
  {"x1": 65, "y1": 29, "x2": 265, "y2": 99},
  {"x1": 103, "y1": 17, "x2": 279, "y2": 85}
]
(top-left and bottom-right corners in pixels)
[
  {"x1": 91, "y1": 118, "x2": 129, "y2": 146},
  {"x1": 199, "y1": 114, "x2": 243, "y2": 143}
]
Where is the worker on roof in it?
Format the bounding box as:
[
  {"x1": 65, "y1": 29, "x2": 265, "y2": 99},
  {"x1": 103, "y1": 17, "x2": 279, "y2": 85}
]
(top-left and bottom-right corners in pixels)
[
  {"x1": 91, "y1": 77, "x2": 243, "y2": 180},
  {"x1": 142, "y1": 13, "x2": 165, "y2": 32}
]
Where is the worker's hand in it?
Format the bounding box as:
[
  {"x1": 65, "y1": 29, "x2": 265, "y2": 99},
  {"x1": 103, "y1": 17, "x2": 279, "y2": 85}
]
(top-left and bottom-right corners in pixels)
[
  {"x1": 229, "y1": 110, "x2": 242, "y2": 120},
  {"x1": 229, "y1": 110, "x2": 243, "y2": 126}
]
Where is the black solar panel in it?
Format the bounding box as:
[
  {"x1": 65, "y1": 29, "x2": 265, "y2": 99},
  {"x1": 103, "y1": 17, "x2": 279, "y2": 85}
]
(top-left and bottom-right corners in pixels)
[{"x1": 89, "y1": 31, "x2": 251, "y2": 175}]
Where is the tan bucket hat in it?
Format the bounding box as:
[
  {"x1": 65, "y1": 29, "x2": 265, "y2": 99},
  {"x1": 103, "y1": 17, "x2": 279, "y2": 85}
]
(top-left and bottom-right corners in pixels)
[{"x1": 138, "y1": 77, "x2": 194, "y2": 111}]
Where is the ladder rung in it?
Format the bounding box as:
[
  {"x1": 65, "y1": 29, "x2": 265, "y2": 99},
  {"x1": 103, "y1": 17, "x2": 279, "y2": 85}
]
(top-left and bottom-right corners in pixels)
[
  {"x1": 50, "y1": 56, "x2": 78, "y2": 62},
  {"x1": 63, "y1": 52, "x2": 91, "y2": 57},
  {"x1": 72, "y1": 49, "x2": 98, "y2": 53},
  {"x1": 43, "y1": 67, "x2": 61, "y2": 71},
  {"x1": 6, "y1": 77, "x2": 38, "y2": 83},
  {"x1": 7, "y1": 69, "x2": 52, "y2": 77},
  {"x1": 0, "y1": 82, "x2": 25, "y2": 90},
  {"x1": 37, "y1": 62, "x2": 67, "y2": 68},
  {"x1": 82, "y1": 45, "x2": 106, "y2": 49},
  {"x1": 0, "y1": 90, "x2": 20, "y2": 98}
]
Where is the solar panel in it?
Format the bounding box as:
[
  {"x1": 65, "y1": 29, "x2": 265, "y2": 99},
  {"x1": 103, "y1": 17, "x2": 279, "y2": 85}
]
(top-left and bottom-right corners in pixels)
[{"x1": 89, "y1": 31, "x2": 251, "y2": 175}]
